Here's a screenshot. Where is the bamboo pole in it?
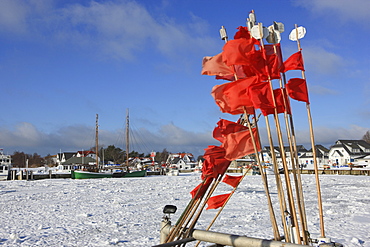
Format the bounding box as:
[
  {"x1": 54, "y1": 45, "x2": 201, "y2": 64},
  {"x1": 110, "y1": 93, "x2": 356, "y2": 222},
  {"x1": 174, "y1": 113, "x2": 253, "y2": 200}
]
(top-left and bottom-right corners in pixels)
[
  {"x1": 279, "y1": 70, "x2": 309, "y2": 244},
  {"x1": 165, "y1": 177, "x2": 212, "y2": 242},
  {"x1": 273, "y1": 41, "x2": 309, "y2": 243},
  {"x1": 194, "y1": 168, "x2": 252, "y2": 247},
  {"x1": 293, "y1": 24, "x2": 325, "y2": 238},
  {"x1": 256, "y1": 22, "x2": 301, "y2": 243},
  {"x1": 179, "y1": 175, "x2": 223, "y2": 242},
  {"x1": 264, "y1": 115, "x2": 291, "y2": 241},
  {"x1": 243, "y1": 111, "x2": 281, "y2": 240},
  {"x1": 221, "y1": 24, "x2": 280, "y2": 240}
]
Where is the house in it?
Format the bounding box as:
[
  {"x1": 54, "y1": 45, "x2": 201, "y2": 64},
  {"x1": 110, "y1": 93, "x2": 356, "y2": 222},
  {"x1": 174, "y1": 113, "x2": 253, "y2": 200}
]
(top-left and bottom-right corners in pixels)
[
  {"x1": 58, "y1": 156, "x2": 97, "y2": 172},
  {"x1": 261, "y1": 144, "x2": 329, "y2": 169},
  {"x1": 55, "y1": 152, "x2": 77, "y2": 165},
  {"x1": 55, "y1": 151, "x2": 98, "y2": 165},
  {"x1": 166, "y1": 153, "x2": 198, "y2": 170},
  {"x1": 328, "y1": 140, "x2": 370, "y2": 167}
]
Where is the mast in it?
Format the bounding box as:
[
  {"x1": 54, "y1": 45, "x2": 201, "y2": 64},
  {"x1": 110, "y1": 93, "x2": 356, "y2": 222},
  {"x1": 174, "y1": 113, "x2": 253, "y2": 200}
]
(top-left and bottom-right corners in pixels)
[
  {"x1": 125, "y1": 109, "x2": 129, "y2": 168},
  {"x1": 95, "y1": 114, "x2": 99, "y2": 169}
]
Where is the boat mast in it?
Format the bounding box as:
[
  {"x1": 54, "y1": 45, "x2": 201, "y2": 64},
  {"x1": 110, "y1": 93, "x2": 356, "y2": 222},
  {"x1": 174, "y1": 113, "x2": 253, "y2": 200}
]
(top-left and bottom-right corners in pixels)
[
  {"x1": 95, "y1": 114, "x2": 99, "y2": 169},
  {"x1": 125, "y1": 109, "x2": 129, "y2": 168}
]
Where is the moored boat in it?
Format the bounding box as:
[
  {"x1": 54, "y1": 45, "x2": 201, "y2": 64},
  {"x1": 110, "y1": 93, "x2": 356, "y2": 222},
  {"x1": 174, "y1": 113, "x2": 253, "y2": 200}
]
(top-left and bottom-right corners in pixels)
[{"x1": 72, "y1": 170, "x2": 112, "y2": 179}]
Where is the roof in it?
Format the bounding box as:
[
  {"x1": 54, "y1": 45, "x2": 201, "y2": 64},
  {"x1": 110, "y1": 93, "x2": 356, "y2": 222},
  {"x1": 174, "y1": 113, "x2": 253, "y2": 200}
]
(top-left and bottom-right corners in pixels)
[
  {"x1": 332, "y1": 140, "x2": 370, "y2": 156},
  {"x1": 62, "y1": 156, "x2": 96, "y2": 165}
]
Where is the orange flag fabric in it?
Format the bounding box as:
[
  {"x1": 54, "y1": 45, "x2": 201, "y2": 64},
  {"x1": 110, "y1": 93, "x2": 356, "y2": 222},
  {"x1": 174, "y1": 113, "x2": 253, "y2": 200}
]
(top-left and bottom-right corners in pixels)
[
  {"x1": 201, "y1": 53, "x2": 233, "y2": 76},
  {"x1": 202, "y1": 146, "x2": 231, "y2": 179},
  {"x1": 213, "y1": 119, "x2": 248, "y2": 143},
  {"x1": 206, "y1": 193, "x2": 231, "y2": 210},
  {"x1": 222, "y1": 174, "x2": 243, "y2": 188},
  {"x1": 248, "y1": 80, "x2": 274, "y2": 110},
  {"x1": 222, "y1": 38, "x2": 258, "y2": 66},
  {"x1": 234, "y1": 26, "x2": 251, "y2": 39},
  {"x1": 211, "y1": 77, "x2": 257, "y2": 115},
  {"x1": 286, "y1": 78, "x2": 309, "y2": 103},
  {"x1": 260, "y1": 88, "x2": 291, "y2": 116},
  {"x1": 190, "y1": 178, "x2": 212, "y2": 199},
  {"x1": 222, "y1": 128, "x2": 261, "y2": 161},
  {"x1": 281, "y1": 51, "x2": 305, "y2": 73}
]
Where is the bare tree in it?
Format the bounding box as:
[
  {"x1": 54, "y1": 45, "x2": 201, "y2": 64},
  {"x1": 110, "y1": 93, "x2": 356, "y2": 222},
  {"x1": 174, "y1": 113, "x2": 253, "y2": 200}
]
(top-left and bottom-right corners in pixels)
[{"x1": 362, "y1": 130, "x2": 370, "y2": 143}]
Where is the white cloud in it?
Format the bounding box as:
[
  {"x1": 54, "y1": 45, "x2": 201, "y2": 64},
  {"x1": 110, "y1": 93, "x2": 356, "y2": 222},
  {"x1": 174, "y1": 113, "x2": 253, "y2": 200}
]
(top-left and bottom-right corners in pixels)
[
  {"x1": 295, "y1": 124, "x2": 368, "y2": 148},
  {"x1": 293, "y1": 0, "x2": 370, "y2": 24},
  {"x1": 0, "y1": 121, "x2": 214, "y2": 157},
  {"x1": 0, "y1": 0, "x2": 217, "y2": 61},
  {"x1": 309, "y1": 85, "x2": 339, "y2": 95},
  {"x1": 0, "y1": 0, "x2": 30, "y2": 33},
  {"x1": 302, "y1": 46, "x2": 345, "y2": 75}
]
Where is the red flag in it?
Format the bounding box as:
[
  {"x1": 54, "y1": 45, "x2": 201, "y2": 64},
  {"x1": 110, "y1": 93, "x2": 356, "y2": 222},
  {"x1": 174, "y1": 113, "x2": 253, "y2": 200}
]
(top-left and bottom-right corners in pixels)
[
  {"x1": 286, "y1": 78, "x2": 309, "y2": 103},
  {"x1": 206, "y1": 193, "x2": 231, "y2": 210},
  {"x1": 190, "y1": 178, "x2": 212, "y2": 199},
  {"x1": 201, "y1": 53, "x2": 233, "y2": 76},
  {"x1": 213, "y1": 119, "x2": 248, "y2": 143},
  {"x1": 222, "y1": 174, "x2": 243, "y2": 188},
  {"x1": 202, "y1": 146, "x2": 231, "y2": 179},
  {"x1": 264, "y1": 44, "x2": 282, "y2": 80},
  {"x1": 222, "y1": 38, "x2": 258, "y2": 66},
  {"x1": 260, "y1": 88, "x2": 291, "y2": 116},
  {"x1": 248, "y1": 80, "x2": 274, "y2": 110},
  {"x1": 222, "y1": 128, "x2": 261, "y2": 161},
  {"x1": 234, "y1": 26, "x2": 251, "y2": 39},
  {"x1": 211, "y1": 77, "x2": 257, "y2": 115},
  {"x1": 281, "y1": 51, "x2": 305, "y2": 73},
  {"x1": 239, "y1": 45, "x2": 281, "y2": 80},
  {"x1": 215, "y1": 65, "x2": 248, "y2": 81}
]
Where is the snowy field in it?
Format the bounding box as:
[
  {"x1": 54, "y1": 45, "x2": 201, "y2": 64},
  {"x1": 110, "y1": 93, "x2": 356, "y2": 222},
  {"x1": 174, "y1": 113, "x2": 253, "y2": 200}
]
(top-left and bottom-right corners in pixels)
[{"x1": 0, "y1": 173, "x2": 369, "y2": 247}]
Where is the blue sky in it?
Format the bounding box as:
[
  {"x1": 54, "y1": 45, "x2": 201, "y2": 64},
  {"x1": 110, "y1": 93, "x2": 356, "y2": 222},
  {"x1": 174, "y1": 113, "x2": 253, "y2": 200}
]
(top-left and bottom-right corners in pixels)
[{"x1": 0, "y1": 0, "x2": 369, "y2": 157}]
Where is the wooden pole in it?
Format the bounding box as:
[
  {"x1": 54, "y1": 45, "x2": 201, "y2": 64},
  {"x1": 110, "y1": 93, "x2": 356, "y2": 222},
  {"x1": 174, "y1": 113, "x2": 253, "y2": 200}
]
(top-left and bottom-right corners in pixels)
[
  {"x1": 264, "y1": 115, "x2": 291, "y2": 241},
  {"x1": 257, "y1": 23, "x2": 301, "y2": 243},
  {"x1": 194, "y1": 167, "x2": 253, "y2": 247},
  {"x1": 126, "y1": 109, "x2": 129, "y2": 169},
  {"x1": 294, "y1": 24, "x2": 325, "y2": 238},
  {"x1": 280, "y1": 71, "x2": 310, "y2": 244},
  {"x1": 222, "y1": 24, "x2": 280, "y2": 241},
  {"x1": 95, "y1": 114, "x2": 99, "y2": 170},
  {"x1": 243, "y1": 111, "x2": 281, "y2": 241}
]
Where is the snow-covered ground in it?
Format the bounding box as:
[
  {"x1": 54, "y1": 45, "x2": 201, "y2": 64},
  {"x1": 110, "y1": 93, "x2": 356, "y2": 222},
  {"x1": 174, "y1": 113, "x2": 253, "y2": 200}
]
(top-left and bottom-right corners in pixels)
[{"x1": 0, "y1": 173, "x2": 369, "y2": 246}]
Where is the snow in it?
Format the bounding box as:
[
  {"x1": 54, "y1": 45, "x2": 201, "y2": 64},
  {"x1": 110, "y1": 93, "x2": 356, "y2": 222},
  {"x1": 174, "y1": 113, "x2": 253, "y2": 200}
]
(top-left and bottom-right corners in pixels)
[{"x1": 0, "y1": 173, "x2": 369, "y2": 246}]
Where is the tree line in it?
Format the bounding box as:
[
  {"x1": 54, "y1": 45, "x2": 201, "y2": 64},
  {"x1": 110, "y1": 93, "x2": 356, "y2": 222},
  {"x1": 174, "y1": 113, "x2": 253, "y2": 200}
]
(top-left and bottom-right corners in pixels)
[
  {"x1": 9, "y1": 130, "x2": 370, "y2": 167},
  {"x1": 10, "y1": 145, "x2": 172, "y2": 168}
]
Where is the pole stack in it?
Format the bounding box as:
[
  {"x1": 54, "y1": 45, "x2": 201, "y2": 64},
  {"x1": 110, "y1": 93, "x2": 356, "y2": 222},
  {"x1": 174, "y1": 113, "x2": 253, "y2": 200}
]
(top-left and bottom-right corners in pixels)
[{"x1": 163, "y1": 10, "x2": 326, "y2": 246}]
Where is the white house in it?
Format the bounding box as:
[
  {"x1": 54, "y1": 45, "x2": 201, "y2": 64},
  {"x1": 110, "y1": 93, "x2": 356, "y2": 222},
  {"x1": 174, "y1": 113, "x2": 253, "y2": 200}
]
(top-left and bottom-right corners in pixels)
[
  {"x1": 328, "y1": 140, "x2": 370, "y2": 167},
  {"x1": 261, "y1": 144, "x2": 329, "y2": 169},
  {"x1": 166, "y1": 153, "x2": 198, "y2": 170}
]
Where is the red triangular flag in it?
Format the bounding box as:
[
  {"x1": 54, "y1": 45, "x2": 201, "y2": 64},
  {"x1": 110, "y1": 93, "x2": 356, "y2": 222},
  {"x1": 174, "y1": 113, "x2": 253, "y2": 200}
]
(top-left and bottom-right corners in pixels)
[
  {"x1": 222, "y1": 38, "x2": 258, "y2": 66},
  {"x1": 248, "y1": 80, "x2": 274, "y2": 110},
  {"x1": 222, "y1": 128, "x2": 261, "y2": 161},
  {"x1": 211, "y1": 77, "x2": 257, "y2": 115},
  {"x1": 213, "y1": 119, "x2": 248, "y2": 143},
  {"x1": 201, "y1": 53, "x2": 233, "y2": 76},
  {"x1": 286, "y1": 78, "x2": 309, "y2": 103},
  {"x1": 190, "y1": 178, "x2": 212, "y2": 199},
  {"x1": 222, "y1": 174, "x2": 243, "y2": 188},
  {"x1": 202, "y1": 146, "x2": 231, "y2": 179},
  {"x1": 234, "y1": 26, "x2": 251, "y2": 39},
  {"x1": 281, "y1": 51, "x2": 305, "y2": 73},
  {"x1": 260, "y1": 88, "x2": 291, "y2": 116},
  {"x1": 206, "y1": 193, "x2": 231, "y2": 210}
]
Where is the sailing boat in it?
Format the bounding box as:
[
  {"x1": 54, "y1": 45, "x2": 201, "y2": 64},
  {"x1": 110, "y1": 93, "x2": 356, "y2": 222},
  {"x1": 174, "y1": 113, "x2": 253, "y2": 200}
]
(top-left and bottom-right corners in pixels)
[
  {"x1": 112, "y1": 109, "x2": 146, "y2": 178},
  {"x1": 72, "y1": 112, "x2": 146, "y2": 179},
  {"x1": 72, "y1": 114, "x2": 112, "y2": 179}
]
